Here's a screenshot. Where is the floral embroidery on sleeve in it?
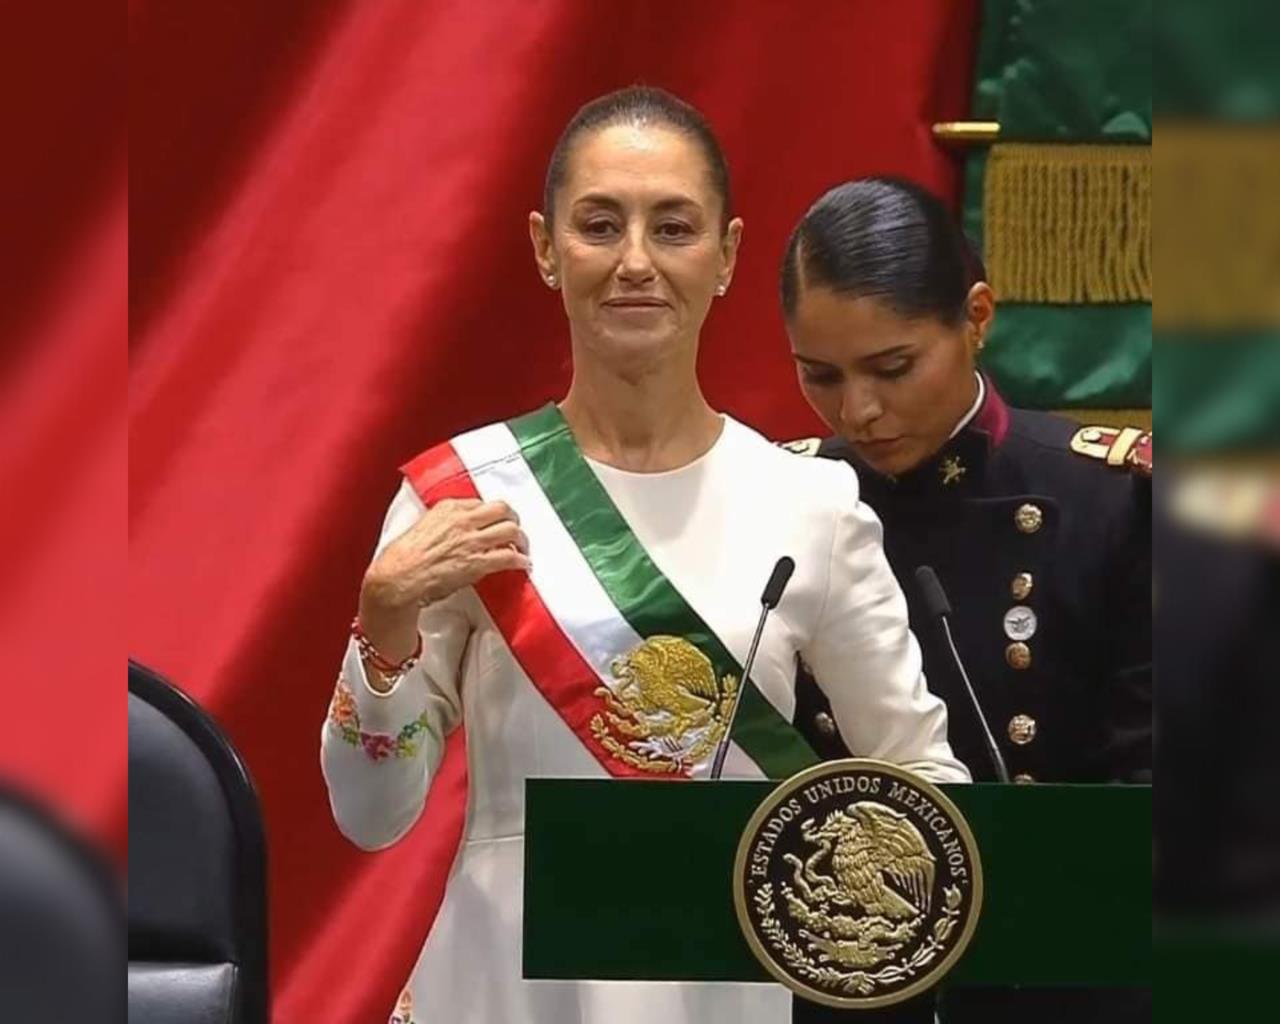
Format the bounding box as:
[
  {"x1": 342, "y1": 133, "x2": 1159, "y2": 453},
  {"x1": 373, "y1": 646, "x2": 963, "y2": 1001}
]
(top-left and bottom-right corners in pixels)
[{"x1": 327, "y1": 676, "x2": 432, "y2": 761}]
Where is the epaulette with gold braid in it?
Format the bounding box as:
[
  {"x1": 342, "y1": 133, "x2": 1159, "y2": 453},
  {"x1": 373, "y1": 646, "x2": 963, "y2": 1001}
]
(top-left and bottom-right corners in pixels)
[{"x1": 1069, "y1": 425, "x2": 1152, "y2": 477}]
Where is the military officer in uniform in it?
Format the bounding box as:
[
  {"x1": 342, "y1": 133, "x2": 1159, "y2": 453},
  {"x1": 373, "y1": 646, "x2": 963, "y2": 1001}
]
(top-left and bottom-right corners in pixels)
[{"x1": 777, "y1": 177, "x2": 1151, "y2": 1023}]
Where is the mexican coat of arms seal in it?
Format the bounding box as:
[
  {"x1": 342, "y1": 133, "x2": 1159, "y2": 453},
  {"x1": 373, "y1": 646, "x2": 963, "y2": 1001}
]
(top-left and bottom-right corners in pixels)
[{"x1": 733, "y1": 759, "x2": 982, "y2": 1008}]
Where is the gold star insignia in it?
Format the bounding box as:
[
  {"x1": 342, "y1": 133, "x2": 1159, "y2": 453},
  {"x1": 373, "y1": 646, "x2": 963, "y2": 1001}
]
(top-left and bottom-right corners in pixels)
[{"x1": 940, "y1": 455, "x2": 966, "y2": 486}]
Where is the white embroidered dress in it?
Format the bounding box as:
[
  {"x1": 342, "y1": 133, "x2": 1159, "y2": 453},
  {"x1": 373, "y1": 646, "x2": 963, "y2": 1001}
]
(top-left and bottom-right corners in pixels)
[{"x1": 321, "y1": 413, "x2": 968, "y2": 1024}]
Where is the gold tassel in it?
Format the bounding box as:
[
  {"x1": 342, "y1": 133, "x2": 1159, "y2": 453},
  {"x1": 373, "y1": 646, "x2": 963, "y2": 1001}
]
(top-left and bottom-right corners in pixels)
[{"x1": 984, "y1": 144, "x2": 1151, "y2": 304}]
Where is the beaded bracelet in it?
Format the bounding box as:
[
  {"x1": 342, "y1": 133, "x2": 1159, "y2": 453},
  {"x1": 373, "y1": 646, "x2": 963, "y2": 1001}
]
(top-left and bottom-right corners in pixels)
[{"x1": 351, "y1": 617, "x2": 423, "y2": 677}]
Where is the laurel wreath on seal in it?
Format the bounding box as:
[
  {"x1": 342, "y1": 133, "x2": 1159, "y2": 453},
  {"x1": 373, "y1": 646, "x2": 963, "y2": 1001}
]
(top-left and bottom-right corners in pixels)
[{"x1": 753, "y1": 883, "x2": 963, "y2": 996}]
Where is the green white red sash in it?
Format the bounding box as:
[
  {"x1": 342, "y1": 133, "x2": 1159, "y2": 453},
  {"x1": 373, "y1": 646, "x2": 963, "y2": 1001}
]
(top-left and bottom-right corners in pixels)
[{"x1": 402, "y1": 403, "x2": 817, "y2": 780}]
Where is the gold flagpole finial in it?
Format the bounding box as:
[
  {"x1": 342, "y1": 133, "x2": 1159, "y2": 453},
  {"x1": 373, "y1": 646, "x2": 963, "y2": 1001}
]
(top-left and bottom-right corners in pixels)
[{"x1": 932, "y1": 121, "x2": 1001, "y2": 144}]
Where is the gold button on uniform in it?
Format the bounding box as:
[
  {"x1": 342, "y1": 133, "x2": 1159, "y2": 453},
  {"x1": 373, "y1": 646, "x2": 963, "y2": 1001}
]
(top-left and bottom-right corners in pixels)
[
  {"x1": 1011, "y1": 572, "x2": 1034, "y2": 600},
  {"x1": 1014, "y1": 772, "x2": 1036, "y2": 784},
  {"x1": 1005, "y1": 641, "x2": 1032, "y2": 670},
  {"x1": 814, "y1": 712, "x2": 837, "y2": 738},
  {"x1": 1014, "y1": 503, "x2": 1044, "y2": 534},
  {"x1": 1008, "y1": 714, "x2": 1037, "y2": 745}
]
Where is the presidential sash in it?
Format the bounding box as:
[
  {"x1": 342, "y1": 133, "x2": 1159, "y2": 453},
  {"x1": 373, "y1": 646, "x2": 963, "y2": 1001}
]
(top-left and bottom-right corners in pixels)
[{"x1": 402, "y1": 404, "x2": 817, "y2": 780}]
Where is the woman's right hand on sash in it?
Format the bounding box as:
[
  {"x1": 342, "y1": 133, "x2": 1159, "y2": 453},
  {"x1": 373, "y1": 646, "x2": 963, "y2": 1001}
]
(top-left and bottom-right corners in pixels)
[{"x1": 357, "y1": 498, "x2": 530, "y2": 668}]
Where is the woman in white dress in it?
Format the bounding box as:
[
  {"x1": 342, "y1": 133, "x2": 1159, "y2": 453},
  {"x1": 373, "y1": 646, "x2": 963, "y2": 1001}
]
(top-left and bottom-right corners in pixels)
[{"x1": 321, "y1": 86, "x2": 968, "y2": 1024}]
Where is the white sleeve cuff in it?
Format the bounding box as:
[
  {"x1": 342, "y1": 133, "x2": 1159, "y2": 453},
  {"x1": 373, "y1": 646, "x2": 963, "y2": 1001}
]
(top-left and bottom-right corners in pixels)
[{"x1": 341, "y1": 636, "x2": 431, "y2": 737}]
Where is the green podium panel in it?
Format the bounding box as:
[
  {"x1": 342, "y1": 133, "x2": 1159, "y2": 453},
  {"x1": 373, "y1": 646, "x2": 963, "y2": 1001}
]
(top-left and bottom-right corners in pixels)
[{"x1": 524, "y1": 780, "x2": 1149, "y2": 986}]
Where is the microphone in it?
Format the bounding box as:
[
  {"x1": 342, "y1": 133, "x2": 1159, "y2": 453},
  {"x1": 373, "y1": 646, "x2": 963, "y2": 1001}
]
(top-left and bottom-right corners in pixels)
[
  {"x1": 760, "y1": 556, "x2": 795, "y2": 610},
  {"x1": 913, "y1": 566, "x2": 1010, "y2": 784},
  {"x1": 709, "y1": 556, "x2": 795, "y2": 779},
  {"x1": 915, "y1": 565, "x2": 952, "y2": 619}
]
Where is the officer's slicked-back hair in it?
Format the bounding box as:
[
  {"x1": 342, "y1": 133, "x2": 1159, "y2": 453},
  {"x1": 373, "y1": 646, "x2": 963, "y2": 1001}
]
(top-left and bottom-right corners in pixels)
[
  {"x1": 543, "y1": 86, "x2": 732, "y2": 229},
  {"x1": 780, "y1": 177, "x2": 986, "y2": 325}
]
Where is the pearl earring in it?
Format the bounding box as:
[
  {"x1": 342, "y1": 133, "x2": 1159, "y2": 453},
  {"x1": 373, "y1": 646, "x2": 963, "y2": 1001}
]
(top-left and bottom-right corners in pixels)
[
  {"x1": 715, "y1": 283, "x2": 727, "y2": 296},
  {"x1": 545, "y1": 274, "x2": 558, "y2": 288}
]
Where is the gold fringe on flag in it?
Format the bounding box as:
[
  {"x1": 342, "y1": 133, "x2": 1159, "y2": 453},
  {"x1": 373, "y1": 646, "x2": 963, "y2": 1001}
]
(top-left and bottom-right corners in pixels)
[
  {"x1": 1153, "y1": 125, "x2": 1280, "y2": 330},
  {"x1": 984, "y1": 144, "x2": 1151, "y2": 304}
]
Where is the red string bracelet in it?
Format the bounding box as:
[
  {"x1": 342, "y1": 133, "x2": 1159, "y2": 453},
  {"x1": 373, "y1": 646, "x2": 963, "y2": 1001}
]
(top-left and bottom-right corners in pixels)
[{"x1": 351, "y1": 617, "x2": 423, "y2": 676}]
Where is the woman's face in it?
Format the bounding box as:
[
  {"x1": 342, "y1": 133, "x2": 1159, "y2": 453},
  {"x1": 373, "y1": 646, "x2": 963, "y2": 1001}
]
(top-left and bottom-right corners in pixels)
[
  {"x1": 786, "y1": 283, "x2": 993, "y2": 476},
  {"x1": 530, "y1": 123, "x2": 742, "y2": 371}
]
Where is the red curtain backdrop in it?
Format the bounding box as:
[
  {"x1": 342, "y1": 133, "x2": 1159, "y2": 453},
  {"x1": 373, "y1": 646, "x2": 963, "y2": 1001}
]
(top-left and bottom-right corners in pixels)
[
  {"x1": 1, "y1": 5, "x2": 123, "y2": 850},
  {"x1": 130, "y1": 3, "x2": 977, "y2": 1020}
]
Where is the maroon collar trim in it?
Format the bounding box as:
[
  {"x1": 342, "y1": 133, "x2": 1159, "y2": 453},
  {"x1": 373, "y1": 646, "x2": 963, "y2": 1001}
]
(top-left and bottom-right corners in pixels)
[{"x1": 972, "y1": 373, "x2": 1010, "y2": 447}]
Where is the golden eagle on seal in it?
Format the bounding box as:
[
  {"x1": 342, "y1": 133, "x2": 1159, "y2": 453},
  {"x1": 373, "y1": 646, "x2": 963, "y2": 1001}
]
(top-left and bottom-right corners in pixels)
[{"x1": 788, "y1": 802, "x2": 936, "y2": 920}]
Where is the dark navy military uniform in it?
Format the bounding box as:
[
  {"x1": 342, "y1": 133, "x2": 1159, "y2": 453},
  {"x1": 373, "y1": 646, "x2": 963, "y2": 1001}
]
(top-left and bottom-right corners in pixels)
[{"x1": 790, "y1": 378, "x2": 1151, "y2": 1024}]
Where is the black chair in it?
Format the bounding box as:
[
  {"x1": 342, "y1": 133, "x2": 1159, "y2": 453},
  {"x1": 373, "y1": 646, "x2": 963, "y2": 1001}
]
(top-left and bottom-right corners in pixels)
[
  {"x1": 0, "y1": 786, "x2": 124, "y2": 1022},
  {"x1": 128, "y1": 660, "x2": 268, "y2": 1024}
]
